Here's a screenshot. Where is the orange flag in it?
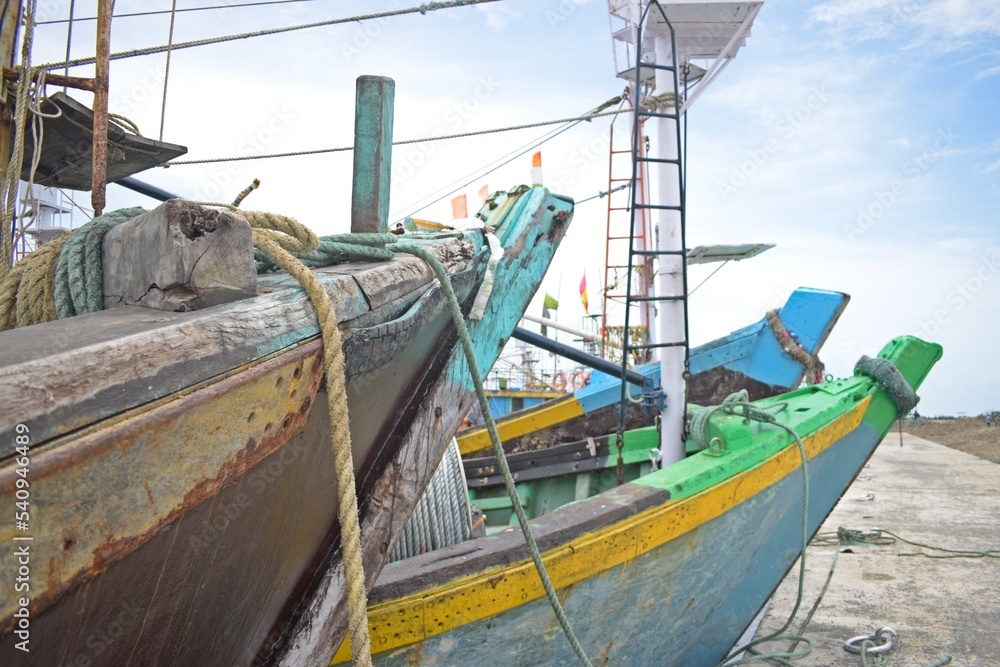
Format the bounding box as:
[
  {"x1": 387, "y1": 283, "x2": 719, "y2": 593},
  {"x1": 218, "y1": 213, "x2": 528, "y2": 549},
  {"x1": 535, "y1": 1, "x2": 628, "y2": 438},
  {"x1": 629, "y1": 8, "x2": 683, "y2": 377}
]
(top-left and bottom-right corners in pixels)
[
  {"x1": 478, "y1": 184, "x2": 490, "y2": 203},
  {"x1": 579, "y1": 273, "x2": 589, "y2": 314},
  {"x1": 451, "y1": 194, "x2": 468, "y2": 219}
]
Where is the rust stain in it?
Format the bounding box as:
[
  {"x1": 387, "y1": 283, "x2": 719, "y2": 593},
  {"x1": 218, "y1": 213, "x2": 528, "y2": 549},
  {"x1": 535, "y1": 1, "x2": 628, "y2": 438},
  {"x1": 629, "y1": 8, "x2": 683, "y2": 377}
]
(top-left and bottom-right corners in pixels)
[
  {"x1": 1, "y1": 340, "x2": 325, "y2": 626},
  {"x1": 142, "y1": 481, "x2": 157, "y2": 510},
  {"x1": 90, "y1": 385, "x2": 315, "y2": 572}
]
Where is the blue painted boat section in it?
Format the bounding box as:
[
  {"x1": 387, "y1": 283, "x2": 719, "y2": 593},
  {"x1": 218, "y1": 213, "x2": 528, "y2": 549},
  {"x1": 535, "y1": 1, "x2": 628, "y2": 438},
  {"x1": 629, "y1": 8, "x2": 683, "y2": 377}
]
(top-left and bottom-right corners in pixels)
[
  {"x1": 690, "y1": 287, "x2": 849, "y2": 386},
  {"x1": 574, "y1": 287, "x2": 847, "y2": 414},
  {"x1": 374, "y1": 420, "x2": 881, "y2": 666}
]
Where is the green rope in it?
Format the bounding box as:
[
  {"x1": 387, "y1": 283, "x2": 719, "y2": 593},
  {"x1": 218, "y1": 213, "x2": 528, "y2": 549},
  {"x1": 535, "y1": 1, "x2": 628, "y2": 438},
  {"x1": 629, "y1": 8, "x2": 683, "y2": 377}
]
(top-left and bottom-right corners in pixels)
[
  {"x1": 254, "y1": 233, "x2": 398, "y2": 273},
  {"x1": 711, "y1": 392, "x2": 810, "y2": 667},
  {"x1": 54, "y1": 208, "x2": 144, "y2": 317},
  {"x1": 689, "y1": 389, "x2": 789, "y2": 451},
  {"x1": 882, "y1": 529, "x2": 999, "y2": 559},
  {"x1": 392, "y1": 242, "x2": 594, "y2": 667}
]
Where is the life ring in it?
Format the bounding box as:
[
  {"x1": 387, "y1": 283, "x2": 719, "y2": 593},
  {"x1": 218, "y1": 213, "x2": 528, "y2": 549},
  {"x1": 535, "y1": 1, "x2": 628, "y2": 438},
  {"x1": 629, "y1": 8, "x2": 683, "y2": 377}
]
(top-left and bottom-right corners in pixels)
[
  {"x1": 570, "y1": 370, "x2": 590, "y2": 391},
  {"x1": 552, "y1": 371, "x2": 567, "y2": 392}
]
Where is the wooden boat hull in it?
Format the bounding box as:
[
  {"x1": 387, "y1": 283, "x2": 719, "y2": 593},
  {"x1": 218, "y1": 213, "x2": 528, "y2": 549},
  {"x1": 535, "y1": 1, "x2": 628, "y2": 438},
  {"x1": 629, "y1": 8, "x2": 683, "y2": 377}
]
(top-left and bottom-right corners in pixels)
[
  {"x1": 0, "y1": 188, "x2": 573, "y2": 665},
  {"x1": 458, "y1": 287, "x2": 849, "y2": 454},
  {"x1": 350, "y1": 336, "x2": 941, "y2": 666}
]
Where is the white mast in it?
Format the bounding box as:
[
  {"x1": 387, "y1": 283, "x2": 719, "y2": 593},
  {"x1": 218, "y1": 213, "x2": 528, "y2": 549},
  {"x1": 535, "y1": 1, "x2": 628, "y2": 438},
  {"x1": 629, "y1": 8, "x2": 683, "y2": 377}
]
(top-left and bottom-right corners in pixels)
[{"x1": 608, "y1": 0, "x2": 763, "y2": 467}]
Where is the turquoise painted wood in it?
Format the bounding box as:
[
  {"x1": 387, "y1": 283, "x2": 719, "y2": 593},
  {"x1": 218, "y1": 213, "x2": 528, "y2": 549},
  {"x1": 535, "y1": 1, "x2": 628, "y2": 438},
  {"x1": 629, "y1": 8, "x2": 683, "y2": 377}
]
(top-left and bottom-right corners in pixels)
[{"x1": 351, "y1": 75, "x2": 395, "y2": 234}]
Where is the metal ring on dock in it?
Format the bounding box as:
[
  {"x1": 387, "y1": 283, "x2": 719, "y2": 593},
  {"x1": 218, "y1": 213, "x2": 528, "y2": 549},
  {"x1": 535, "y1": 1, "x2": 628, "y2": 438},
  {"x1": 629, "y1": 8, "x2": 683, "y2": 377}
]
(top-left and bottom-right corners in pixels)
[{"x1": 844, "y1": 627, "x2": 898, "y2": 655}]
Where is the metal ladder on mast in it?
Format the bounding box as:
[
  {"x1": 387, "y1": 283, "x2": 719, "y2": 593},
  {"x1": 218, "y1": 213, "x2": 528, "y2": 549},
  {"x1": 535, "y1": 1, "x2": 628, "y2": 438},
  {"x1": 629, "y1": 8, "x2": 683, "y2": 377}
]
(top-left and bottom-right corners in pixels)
[
  {"x1": 616, "y1": 0, "x2": 691, "y2": 429},
  {"x1": 601, "y1": 99, "x2": 654, "y2": 363}
]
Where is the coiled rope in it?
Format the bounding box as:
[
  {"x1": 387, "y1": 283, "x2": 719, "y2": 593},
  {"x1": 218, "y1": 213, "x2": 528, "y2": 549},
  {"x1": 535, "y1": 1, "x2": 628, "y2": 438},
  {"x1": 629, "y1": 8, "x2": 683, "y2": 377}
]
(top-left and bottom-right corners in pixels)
[
  {"x1": 389, "y1": 438, "x2": 473, "y2": 562},
  {"x1": 0, "y1": 197, "x2": 376, "y2": 666},
  {"x1": 1, "y1": 208, "x2": 144, "y2": 329},
  {"x1": 854, "y1": 356, "x2": 919, "y2": 417}
]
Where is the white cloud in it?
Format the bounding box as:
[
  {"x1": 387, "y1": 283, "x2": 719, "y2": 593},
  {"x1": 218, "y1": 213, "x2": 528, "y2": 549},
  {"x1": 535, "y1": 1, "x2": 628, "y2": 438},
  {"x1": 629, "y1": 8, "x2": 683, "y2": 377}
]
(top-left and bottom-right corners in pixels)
[
  {"x1": 975, "y1": 65, "x2": 1000, "y2": 78},
  {"x1": 474, "y1": 5, "x2": 524, "y2": 31},
  {"x1": 810, "y1": 0, "x2": 1000, "y2": 50}
]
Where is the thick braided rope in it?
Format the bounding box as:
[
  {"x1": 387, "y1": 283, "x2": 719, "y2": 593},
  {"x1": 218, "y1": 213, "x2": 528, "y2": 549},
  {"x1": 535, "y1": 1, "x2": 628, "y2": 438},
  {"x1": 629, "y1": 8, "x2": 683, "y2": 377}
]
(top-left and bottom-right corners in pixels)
[
  {"x1": 0, "y1": 233, "x2": 69, "y2": 329},
  {"x1": 55, "y1": 207, "x2": 145, "y2": 317},
  {"x1": 854, "y1": 355, "x2": 919, "y2": 417},
  {"x1": 254, "y1": 233, "x2": 397, "y2": 274},
  {"x1": 234, "y1": 209, "x2": 371, "y2": 667},
  {"x1": 767, "y1": 309, "x2": 824, "y2": 384}
]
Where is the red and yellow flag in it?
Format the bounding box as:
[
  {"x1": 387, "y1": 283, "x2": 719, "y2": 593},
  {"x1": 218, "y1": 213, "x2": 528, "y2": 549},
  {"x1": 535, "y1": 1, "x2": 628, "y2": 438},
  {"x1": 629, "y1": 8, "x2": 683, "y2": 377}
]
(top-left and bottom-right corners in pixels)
[{"x1": 579, "y1": 273, "x2": 589, "y2": 314}]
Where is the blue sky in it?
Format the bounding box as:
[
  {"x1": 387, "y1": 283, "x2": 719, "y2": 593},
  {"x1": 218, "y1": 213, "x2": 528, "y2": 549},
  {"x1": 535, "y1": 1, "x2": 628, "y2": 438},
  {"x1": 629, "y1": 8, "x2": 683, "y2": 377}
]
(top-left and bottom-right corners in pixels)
[{"x1": 28, "y1": 0, "x2": 999, "y2": 415}]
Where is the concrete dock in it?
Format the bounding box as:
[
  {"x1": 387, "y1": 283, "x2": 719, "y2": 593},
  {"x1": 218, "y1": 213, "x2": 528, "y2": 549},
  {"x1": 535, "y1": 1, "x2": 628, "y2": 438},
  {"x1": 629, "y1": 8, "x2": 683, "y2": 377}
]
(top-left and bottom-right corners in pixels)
[{"x1": 750, "y1": 433, "x2": 1000, "y2": 666}]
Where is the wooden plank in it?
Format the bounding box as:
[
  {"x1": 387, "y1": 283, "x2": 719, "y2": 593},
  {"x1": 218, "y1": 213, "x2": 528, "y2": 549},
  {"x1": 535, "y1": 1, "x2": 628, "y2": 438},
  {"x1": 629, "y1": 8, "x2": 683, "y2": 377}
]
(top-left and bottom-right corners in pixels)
[
  {"x1": 20, "y1": 92, "x2": 187, "y2": 189},
  {"x1": 350, "y1": 75, "x2": 394, "y2": 234},
  {"x1": 102, "y1": 200, "x2": 257, "y2": 311}
]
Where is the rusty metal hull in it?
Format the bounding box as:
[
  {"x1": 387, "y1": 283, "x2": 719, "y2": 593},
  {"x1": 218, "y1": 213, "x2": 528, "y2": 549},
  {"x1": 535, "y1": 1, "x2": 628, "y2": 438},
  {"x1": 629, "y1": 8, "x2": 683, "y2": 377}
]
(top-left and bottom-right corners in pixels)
[
  {"x1": 0, "y1": 186, "x2": 573, "y2": 666},
  {"x1": 0, "y1": 264, "x2": 470, "y2": 666}
]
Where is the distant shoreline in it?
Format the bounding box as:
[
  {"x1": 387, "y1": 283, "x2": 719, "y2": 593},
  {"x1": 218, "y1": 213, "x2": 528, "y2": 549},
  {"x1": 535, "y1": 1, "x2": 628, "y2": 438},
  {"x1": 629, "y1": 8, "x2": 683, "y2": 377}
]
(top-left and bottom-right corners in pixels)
[{"x1": 896, "y1": 417, "x2": 999, "y2": 464}]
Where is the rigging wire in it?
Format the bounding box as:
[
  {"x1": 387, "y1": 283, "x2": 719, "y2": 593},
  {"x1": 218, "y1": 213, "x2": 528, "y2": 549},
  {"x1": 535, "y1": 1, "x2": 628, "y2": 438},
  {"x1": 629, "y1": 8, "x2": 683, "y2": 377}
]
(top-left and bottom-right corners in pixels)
[
  {"x1": 35, "y1": 0, "x2": 326, "y2": 25},
  {"x1": 36, "y1": 0, "x2": 503, "y2": 71},
  {"x1": 159, "y1": 0, "x2": 177, "y2": 141},
  {"x1": 62, "y1": 0, "x2": 74, "y2": 91},
  {"x1": 390, "y1": 100, "x2": 621, "y2": 221},
  {"x1": 163, "y1": 107, "x2": 621, "y2": 167}
]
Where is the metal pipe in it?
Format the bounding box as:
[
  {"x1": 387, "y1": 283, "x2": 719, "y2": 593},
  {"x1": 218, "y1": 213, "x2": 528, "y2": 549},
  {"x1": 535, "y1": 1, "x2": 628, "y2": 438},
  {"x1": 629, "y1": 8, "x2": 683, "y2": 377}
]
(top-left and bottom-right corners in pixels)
[
  {"x1": 521, "y1": 313, "x2": 618, "y2": 347},
  {"x1": 113, "y1": 176, "x2": 179, "y2": 202},
  {"x1": 511, "y1": 327, "x2": 646, "y2": 387}
]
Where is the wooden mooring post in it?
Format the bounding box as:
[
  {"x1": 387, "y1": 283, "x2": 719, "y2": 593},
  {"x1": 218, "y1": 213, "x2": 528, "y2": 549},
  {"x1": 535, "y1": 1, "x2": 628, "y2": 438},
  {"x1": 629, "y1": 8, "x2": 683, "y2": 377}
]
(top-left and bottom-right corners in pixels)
[{"x1": 350, "y1": 75, "x2": 394, "y2": 234}]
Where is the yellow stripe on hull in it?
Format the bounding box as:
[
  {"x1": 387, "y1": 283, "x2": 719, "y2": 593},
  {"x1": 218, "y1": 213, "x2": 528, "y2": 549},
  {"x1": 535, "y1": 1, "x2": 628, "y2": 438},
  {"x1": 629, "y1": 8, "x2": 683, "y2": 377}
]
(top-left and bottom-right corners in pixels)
[
  {"x1": 456, "y1": 394, "x2": 584, "y2": 455},
  {"x1": 333, "y1": 398, "x2": 869, "y2": 663}
]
